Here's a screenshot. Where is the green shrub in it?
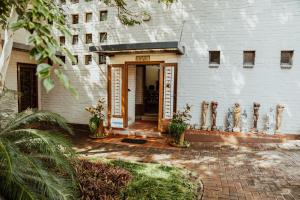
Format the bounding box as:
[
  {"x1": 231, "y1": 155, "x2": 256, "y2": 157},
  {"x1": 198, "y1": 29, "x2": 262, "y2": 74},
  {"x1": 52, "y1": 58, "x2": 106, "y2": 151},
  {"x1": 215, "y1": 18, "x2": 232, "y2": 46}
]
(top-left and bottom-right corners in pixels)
[
  {"x1": 89, "y1": 115, "x2": 100, "y2": 134},
  {"x1": 169, "y1": 122, "x2": 187, "y2": 142},
  {"x1": 168, "y1": 104, "x2": 191, "y2": 145}
]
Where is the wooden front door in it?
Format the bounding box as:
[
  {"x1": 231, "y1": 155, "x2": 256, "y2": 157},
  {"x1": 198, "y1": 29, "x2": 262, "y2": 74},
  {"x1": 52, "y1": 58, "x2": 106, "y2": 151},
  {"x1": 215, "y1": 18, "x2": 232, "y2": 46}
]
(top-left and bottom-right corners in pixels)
[
  {"x1": 108, "y1": 64, "x2": 127, "y2": 128},
  {"x1": 18, "y1": 63, "x2": 38, "y2": 112},
  {"x1": 158, "y1": 63, "x2": 177, "y2": 132}
]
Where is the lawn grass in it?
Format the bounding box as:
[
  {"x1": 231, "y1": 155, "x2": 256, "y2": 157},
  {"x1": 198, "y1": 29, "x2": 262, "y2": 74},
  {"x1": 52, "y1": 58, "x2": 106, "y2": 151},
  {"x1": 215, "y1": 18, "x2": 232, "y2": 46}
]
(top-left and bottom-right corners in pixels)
[{"x1": 110, "y1": 160, "x2": 198, "y2": 200}]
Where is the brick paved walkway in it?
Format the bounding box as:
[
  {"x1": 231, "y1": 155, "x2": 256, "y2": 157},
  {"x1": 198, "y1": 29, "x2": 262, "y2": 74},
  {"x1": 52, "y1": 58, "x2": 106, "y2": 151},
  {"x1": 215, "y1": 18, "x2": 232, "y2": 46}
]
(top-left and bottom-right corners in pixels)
[{"x1": 75, "y1": 139, "x2": 300, "y2": 200}]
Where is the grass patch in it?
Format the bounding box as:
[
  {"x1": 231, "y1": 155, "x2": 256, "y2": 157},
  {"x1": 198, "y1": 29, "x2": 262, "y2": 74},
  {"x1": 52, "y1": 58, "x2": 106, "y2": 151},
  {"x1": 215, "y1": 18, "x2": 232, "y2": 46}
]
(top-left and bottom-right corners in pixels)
[{"x1": 110, "y1": 160, "x2": 198, "y2": 200}]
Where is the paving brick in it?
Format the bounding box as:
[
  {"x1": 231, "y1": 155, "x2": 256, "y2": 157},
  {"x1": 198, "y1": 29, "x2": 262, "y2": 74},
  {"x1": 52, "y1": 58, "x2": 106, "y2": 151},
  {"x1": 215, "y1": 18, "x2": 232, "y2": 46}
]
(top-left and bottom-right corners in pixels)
[{"x1": 74, "y1": 136, "x2": 300, "y2": 200}]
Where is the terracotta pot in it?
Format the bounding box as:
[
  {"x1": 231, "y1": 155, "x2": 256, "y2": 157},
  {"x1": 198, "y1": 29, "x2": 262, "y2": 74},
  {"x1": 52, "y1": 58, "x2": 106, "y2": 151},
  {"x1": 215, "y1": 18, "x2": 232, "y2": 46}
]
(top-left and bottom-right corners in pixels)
[
  {"x1": 97, "y1": 120, "x2": 105, "y2": 135},
  {"x1": 179, "y1": 132, "x2": 185, "y2": 146}
]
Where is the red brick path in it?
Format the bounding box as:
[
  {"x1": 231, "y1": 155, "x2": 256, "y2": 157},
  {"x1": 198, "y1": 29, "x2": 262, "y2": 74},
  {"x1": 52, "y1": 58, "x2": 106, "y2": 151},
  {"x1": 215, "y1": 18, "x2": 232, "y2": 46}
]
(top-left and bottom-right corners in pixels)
[{"x1": 74, "y1": 136, "x2": 300, "y2": 200}]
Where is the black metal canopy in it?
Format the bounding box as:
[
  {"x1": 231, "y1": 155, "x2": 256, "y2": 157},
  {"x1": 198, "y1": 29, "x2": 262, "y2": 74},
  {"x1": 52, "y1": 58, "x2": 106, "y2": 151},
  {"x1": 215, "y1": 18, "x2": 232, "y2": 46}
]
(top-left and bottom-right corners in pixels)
[{"x1": 89, "y1": 41, "x2": 185, "y2": 55}]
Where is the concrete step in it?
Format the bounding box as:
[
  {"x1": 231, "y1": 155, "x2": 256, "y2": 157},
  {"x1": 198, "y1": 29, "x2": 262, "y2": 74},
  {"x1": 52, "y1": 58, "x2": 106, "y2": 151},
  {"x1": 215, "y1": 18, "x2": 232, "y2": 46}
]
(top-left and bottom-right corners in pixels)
[
  {"x1": 112, "y1": 129, "x2": 162, "y2": 138},
  {"x1": 141, "y1": 114, "x2": 158, "y2": 121}
]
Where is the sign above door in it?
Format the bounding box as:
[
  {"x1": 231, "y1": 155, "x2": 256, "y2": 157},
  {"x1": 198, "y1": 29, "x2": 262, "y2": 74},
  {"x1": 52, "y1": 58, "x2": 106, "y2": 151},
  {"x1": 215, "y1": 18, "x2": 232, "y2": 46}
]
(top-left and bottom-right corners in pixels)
[{"x1": 136, "y1": 55, "x2": 150, "y2": 62}]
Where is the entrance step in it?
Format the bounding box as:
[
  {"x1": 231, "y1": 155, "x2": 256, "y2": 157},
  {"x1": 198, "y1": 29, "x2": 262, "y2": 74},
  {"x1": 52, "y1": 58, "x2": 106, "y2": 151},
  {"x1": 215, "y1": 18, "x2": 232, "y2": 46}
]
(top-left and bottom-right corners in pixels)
[
  {"x1": 112, "y1": 129, "x2": 162, "y2": 138},
  {"x1": 135, "y1": 131, "x2": 162, "y2": 138},
  {"x1": 141, "y1": 113, "x2": 158, "y2": 121}
]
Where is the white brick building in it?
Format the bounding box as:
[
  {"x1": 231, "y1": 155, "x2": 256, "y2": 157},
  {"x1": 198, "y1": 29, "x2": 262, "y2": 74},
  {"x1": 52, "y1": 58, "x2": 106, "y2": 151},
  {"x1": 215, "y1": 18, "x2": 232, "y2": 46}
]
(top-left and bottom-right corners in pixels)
[{"x1": 4, "y1": 0, "x2": 300, "y2": 133}]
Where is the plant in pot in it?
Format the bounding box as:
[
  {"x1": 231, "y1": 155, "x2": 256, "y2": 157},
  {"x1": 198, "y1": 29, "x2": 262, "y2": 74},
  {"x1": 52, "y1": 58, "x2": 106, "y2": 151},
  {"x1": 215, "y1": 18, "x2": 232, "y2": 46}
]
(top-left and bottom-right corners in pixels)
[
  {"x1": 169, "y1": 104, "x2": 192, "y2": 147},
  {"x1": 85, "y1": 98, "x2": 106, "y2": 138}
]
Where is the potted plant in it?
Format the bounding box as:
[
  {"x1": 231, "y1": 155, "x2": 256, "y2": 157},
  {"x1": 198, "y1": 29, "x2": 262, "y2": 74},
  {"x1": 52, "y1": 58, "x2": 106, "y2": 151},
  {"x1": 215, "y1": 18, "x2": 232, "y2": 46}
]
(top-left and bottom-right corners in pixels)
[
  {"x1": 85, "y1": 98, "x2": 106, "y2": 138},
  {"x1": 169, "y1": 104, "x2": 192, "y2": 148}
]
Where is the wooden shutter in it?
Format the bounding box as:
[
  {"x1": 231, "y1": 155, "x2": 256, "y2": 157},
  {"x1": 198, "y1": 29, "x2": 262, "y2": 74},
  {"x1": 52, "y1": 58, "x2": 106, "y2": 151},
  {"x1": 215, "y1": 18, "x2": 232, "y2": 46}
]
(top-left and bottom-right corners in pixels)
[
  {"x1": 158, "y1": 63, "x2": 177, "y2": 132},
  {"x1": 108, "y1": 64, "x2": 127, "y2": 128}
]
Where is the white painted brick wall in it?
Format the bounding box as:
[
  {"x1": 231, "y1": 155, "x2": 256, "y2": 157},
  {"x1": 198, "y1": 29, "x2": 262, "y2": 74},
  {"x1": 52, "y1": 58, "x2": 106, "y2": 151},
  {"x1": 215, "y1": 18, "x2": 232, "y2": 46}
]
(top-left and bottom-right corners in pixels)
[{"x1": 37, "y1": 0, "x2": 300, "y2": 133}]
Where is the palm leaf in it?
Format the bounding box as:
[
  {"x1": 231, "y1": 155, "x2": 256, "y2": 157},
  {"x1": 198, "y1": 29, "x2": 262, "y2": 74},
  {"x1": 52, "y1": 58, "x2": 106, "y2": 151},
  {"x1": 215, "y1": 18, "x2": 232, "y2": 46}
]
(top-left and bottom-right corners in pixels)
[
  {"x1": 0, "y1": 110, "x2": 78, "y2": 200},
  {"x1": 1, "y1": 109, "x2": 73, "y2": 134}
]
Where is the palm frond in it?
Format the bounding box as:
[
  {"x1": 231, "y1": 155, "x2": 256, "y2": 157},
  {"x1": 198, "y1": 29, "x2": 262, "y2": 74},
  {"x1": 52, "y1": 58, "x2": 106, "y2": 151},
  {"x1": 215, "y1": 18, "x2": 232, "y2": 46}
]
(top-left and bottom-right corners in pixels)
[
  {"x1": 1, "y1": 109, "x2": 73, "y2": 134},
  {"x1": 0, "y1": 110, "x2": 78, "y2": 200}
]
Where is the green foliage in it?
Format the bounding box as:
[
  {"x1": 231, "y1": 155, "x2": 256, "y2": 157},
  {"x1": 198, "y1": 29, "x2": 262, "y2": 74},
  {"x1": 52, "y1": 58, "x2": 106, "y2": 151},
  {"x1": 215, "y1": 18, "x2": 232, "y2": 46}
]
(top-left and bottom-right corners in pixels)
[
  {"x1": 0, "y1": 109, "x2": 78, "y2": 200},
  {"x1": 74, "y1": 159, "x2": 132, "y2": 199},
  {"x1": 171, "y1": 104, "x2": 192, "y2": 124},
  {"x1": 85, "y1": 98, "x2": 106, "y2": 136},
  {"x1": 0, "y1": 0, "x2": 176, "y2": 95},
  {"x1": 88, "y1": 115, "x2": 100, "y2": 134},
  {"x1": 85, "y1": 98, "x2": 106, "y2": 120},
  {"x1": 1, "y1": 0, "x2": 77, "y2": 96},
  {"x1": 111, "y1": 160, "x2": 197, "y2": 200},
  {"x1": 104, "y1": 0, "x2": 177, "y2": 25},
  {"x1": 169, "y1": 104, "x2": 192, "y2": 144},
  {"x1": 169, "y1": 121, "x2": 187, "y2": 142}
]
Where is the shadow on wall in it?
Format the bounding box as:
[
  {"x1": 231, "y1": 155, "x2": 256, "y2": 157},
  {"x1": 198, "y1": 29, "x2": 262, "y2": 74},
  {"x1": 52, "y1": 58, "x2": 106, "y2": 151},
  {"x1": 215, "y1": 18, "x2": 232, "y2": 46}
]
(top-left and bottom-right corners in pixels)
[{"x1": 43, "y1": 0, "x2": 300, "y2": 133}]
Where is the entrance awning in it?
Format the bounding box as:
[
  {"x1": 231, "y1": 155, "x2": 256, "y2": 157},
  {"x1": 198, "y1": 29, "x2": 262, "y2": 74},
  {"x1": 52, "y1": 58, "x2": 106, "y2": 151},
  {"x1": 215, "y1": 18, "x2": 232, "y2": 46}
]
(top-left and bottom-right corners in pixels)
[{"x1": 89, "y1": 41, "x2": 185, "y2": 56}]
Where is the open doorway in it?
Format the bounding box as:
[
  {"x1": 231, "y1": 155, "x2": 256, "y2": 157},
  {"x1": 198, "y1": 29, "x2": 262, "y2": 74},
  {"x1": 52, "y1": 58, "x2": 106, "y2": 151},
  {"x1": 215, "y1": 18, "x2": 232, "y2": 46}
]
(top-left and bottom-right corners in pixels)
[
  {"x1": 127, "y1": 64, "x2": 160, "y2": 131},
  {"x1": 17, "y1": 63, "x2": 38, "y2": 112},
  {"x1": 136, "y1": 65, "x2": 159, "y2": 120},
  {"x1": 109, "y1": 62, "x2": 177, "y2": 132}
]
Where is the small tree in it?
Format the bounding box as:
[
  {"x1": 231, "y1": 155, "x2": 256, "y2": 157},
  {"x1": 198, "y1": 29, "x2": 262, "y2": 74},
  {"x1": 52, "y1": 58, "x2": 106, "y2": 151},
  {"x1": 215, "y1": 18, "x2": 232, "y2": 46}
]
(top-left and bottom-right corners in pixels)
[{"x1": 0, "y1": 0, "x2": 176, "y2": 95}]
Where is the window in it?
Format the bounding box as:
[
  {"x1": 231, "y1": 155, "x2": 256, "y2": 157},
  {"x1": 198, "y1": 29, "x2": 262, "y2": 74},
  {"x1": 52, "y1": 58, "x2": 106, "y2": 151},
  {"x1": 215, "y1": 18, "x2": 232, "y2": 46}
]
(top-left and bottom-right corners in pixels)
[
  {"x1": 85, "y1": 55, "x2": 92, "y2": 65},
  {"x1": 99, "y1": 32, "x2": 107, "y2": 43},
  {"x1": 100, "y1": 11, "x2": 108, "y2": 21},
  {"x1": 281, "y1": 51, "x2": 293, "y2": 68},
  {"x1": 86, "y1": 34, "x2": 93, "y2": 44},
  {"x1": 72, "y1": 14, "x2": 79, "y2": 24},
  {"x1": 59, "y1": 36, "x2": 65, "y2": 45},
  {"x1": 99, "y1": 54, "x2": 106, "y2": 64},
  {"x1": 72, "y1": 55, "x2": 78, "y2": 65},
  {"x1": 85, "y1": 13, "x2": 92, "y2": 23},
  {"x1": 59, "y1": 56, "x2": 66, "y2": 64},
  {"x1": 209, "y1": 51, "x2": 220, "y2": 66},
  {"x1": 71, "y1": 0, "x2": 79, "y2": 3},
  {"x1": 243, "y1": 51, "x2": 255, "y2": 67},
  {"x1": 72, "y1": 35, "x2": 78, "y2": 45}
]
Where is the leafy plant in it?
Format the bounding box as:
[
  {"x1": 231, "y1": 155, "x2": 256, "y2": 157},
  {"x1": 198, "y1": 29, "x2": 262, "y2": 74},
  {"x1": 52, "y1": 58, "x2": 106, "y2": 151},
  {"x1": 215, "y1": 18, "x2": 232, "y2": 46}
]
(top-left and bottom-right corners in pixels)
[
  {"x1": 169, "y1": 104, "x2": 192, "y2": 146},
  {"x1": 74, "y1": 159, "x2": 132, "y2": 200},
  {"x1": 0, "y1": 109, "x2": 77, "y2": 200},
  {"x1": 0, "y1": 0, "x2": 176, "y2": 95},
  {"x1": 85, "y1": 98, "x2": 106, "y2": 120},
  {"x1": 85, "y1": 98, "x2": 106, "y2": 137}
]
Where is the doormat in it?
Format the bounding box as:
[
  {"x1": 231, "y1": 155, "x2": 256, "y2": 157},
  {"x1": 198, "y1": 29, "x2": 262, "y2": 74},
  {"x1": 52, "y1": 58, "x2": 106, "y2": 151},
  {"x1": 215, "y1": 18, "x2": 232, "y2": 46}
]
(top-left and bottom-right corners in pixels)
[{"x1": 121, "y1": 138, "x2": 147, "y2": 144}]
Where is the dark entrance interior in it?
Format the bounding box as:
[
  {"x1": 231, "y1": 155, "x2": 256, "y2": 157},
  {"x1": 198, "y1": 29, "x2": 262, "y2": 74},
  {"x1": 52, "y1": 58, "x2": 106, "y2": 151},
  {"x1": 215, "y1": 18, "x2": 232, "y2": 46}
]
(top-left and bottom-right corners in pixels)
[
  {"x1": 135, "y1": 64, "x2": 160, "y2": 122},
  {"x1": 18, "y1": 63, "x2": 38, "y2": 112}
]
